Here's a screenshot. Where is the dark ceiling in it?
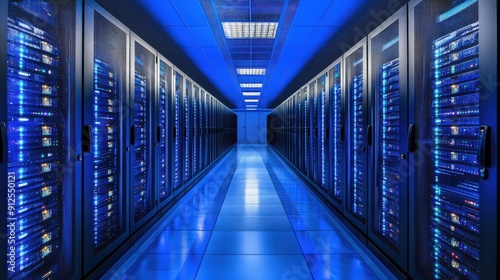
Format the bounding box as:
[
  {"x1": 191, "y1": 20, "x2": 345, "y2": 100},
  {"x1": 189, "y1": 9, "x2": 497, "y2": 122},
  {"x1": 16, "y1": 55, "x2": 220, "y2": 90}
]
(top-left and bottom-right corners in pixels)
[{"x1": 96, "y1": 0, "x2": 408, "y2": 110}]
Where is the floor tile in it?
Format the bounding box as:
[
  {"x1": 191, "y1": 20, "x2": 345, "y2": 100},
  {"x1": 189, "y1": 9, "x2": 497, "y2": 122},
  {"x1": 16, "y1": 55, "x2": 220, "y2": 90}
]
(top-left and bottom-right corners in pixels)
[
  {"x1": 219, "y1": 204, "x2": 286, "y2": 216},
  {"x1": 304, "y1": 254, "x2": 379, "y2": 280},
  {"x1": 226, "y1": 187, "x2": 277, "y2": 195},
  {"x1": 196, "y1": 255, "x2": 312, "y2": 280},
  {"x1": 288, "y1": 216, "x2": 336, "y2": 231},
  {"x1": 125, "y1": 254, "x2": 203, "y2": 279},
  {"x1": 164, "y1": 215, "x2": 218, "y2": 231},
  {"x1": 214, "y1": 215, "x2": 292, "y2": 231},
  {"x1": 145, "y1": 230, "x2": 211, "y2": 255},
  {"x1": 223, "y1": 194, "x2": 282, "y2": 204},
  {"x1": 205, "y1": 231, "x2": 302, "y2": 254},
  {"x1": 295, "y1": 231, "x2": 356, "y2": 254}
]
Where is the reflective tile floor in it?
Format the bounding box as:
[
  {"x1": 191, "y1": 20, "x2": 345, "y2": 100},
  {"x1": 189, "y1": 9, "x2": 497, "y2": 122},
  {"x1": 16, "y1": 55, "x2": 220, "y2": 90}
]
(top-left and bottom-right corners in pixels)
[{"x1": 102, "y1": 145, "x2": 396, "y2": 280}]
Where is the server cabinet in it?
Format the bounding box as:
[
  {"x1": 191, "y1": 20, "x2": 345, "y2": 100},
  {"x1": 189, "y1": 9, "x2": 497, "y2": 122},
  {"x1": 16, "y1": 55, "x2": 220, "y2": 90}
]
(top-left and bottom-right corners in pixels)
[
  {"x1": 317, "y1": 73, "x2": 328, "y2": 192},
  {"x1": 183, "y1": 78, "x2": 192, "y2": 183},
  {"x1": 130, "y1": 34, "x2": 156, "y2": 230},
  {"x1": 344, "y1": 38, "x2": 368, "y2": 231},
  {"x1": 302, "y1": 87, "x2": 309, "y2": 176},
  {"x1": 203, "y1": 91, "x2": 209, "y2": 169},
  {"x1": 2, "y1": 0, "x2": 80, "y2": 278},
  {"x1": 157, "y1": 56, "x2": 173, "y2": 208},
  {"x1": 368, "y1": 6, "x2": 408, "y2": 269},
  {"x1": 193, "y1": 85, "x2": 200, "y2": 176},
  {"x1": 296, "y1": 91, "x2": 302, "y2": 171},
  {"x1": 328, "y1": 58, "x2": 344, "y2": 209},
  {"x1": 203, "y1": 92, "x2": 209, "y2": 168},
  {"x1": 292, "y1": 94, "x2": 298, "y2": 167},
  {"x1": 83, "y1": 2, "x2": 129, "y2": 274},
  {"x1": 409, "y1": 0, "x2": 497, "y2": 279},
  {"x1": 309, "y1": 81, "x2": 317, "y2": 183},
  {"x1": 211, "y1": 96, "x2": 216, "y2": 162},
  {"x1": 172, "y1": 71, "x2": 183, "y2": 193}
]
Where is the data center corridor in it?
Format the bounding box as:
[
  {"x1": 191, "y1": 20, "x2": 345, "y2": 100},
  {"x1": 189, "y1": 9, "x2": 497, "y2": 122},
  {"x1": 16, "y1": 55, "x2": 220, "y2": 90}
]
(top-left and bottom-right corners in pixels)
[{"x1": 101, "y1": 145, "x2": 396, "y2": 279}]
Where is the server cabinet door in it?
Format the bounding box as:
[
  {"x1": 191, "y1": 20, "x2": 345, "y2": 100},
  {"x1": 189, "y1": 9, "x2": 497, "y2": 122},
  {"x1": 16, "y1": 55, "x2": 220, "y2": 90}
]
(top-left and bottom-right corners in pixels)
[
  {"x1": 3, "y1": 1, "x2": 79, "y2": 278},
  {"x1": 83, "y1": 3, "x2": 129, "y2": 274},
  {"x1": 344, "y1": 38, "x2": 368, "y2": 231},
  {"x1": 297, "y1": 91, "x2": 303, "y2": 172},
  {"x1": 157, "y1": 57, "x2": 173, "y2": 207},
  {"x1": 328, "y1": 59, "x2": 344, "y2": 209},
  {"x1": 302, "y1": 87, "x2": 309, "y2": 176},
  {"x1": 193, "y1": 85, "x2": 199, "y2": 176},
  {"x1": 204, "y1": 92, "x2": 209, "y2": 168},
  {"x1": 130, "y1": 35, "x2": 156, "y2": 230},
  {"x1": 367, "y1": 6, "x2": 408, "y2": 269},
  {"x1": 173, "y1": 71, "x2": 183, "y2": 193},
  {"x1": 309, "y1": 81, "x2": 317, "y2": 183},
  {"x1": 317, "y1": 73, "x2": 328, "y2": 193},
  {"x1": 183, "y1": 79, "x2": 192, "y2": 183},
  {"x1": 198, "y1": 88, "x2": 203, "y2": 173},
  {"x1": 409, "y1": 0, "x2": 496, "y2": 279}
]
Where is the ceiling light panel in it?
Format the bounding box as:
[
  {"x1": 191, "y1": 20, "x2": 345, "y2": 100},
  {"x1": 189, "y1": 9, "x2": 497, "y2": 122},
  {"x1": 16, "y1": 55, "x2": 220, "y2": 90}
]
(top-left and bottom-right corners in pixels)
[
  {"x1": 222, "y1": 22, "x2": 278, "y2": 39},
  {"x1": 246, "y1": 104, "x2": 258, "y2": 107},
  {"x1": 236, "y1": 68, "x2": 266, "y2": 75},
  {"x1": 240, "y1": 83, "x2": 263, "y2": 88},
  {"x1": 244, "y1": 99, "x2": 259, "y2": 102},
  {"x1": 242, "y1": 92, "x2": 261, "y2": 96}
]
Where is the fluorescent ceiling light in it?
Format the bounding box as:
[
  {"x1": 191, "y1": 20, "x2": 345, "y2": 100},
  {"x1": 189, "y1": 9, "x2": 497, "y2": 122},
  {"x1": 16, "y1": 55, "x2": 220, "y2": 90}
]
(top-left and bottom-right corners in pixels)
[
  {"x1": 242, "y1": 92, "x2": 261, "y2": 96},
  {"x1": 240, "y1": 83, "x2": 263, "y2": 88},
  {"x1": 246, "y1": 108, "x2": 257, "y2": 110},
  {"x1": 245, "y1": 99, "x2": 259, "y2": 102},
  {"x1": 246, "y1": 104, "x2": 258, "y2": 108},
  {"x1": 236, "y1": 68, "x2": 266, "y2": 75},
  {"x1": 222, "y1": 22, "x2": 278, "y2": 39}
]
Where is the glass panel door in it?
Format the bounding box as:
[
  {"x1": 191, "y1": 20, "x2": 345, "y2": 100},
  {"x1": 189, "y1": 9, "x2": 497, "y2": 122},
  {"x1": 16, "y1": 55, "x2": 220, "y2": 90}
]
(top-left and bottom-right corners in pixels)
[
  {"x1": 410, "y1": 0, "x2": 480, "y2": 278},
  {"x1": 5, "y1": 0, "x2": 77, "y2": 278}
]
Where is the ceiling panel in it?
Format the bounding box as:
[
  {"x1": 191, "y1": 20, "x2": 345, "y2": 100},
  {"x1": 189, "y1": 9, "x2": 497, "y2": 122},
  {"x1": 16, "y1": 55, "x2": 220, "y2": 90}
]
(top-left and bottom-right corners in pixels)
[
  {"x1": 188, "y1": 26, "x2": 218, "y2": 47},
  {"x1": 164, "y1": 26, "x2": 198, "y2": 47}
]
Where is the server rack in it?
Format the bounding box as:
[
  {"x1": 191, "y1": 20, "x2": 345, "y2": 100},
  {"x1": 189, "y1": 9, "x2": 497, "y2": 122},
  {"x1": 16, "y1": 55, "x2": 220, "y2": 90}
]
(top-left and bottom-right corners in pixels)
[
  {"x1": 302, "y1": 87, "x2": 309, "y2": 176},
  {"x1": 409, "y1": 0, "x2": 497, "y2": 279},
  {"x1": 198, "y1": 89, "x2": 203, "y2": 171},
  {"x1": 297, "y1": 90, "x2": 303, "y2": 172},
  {"x1": 172, "y1": 70, "x2": 184, "y2": 193},
  {"x1": 292, "y1": 94, "x2": 298, "y2": 167},
  {"x1": 183, "y1": 78, "x2": 192, "y2": 183},
  {"x1": 344, "y1": 38, "x2": 369, "y2": 231},
  {"x1": 203, "y1": 92, "x2": 210, "y2": 167},
  {"x1": 157, "y1": 56, "x2": 173, "y2": 208},
  {"x1": 2, "y1": 0, "x2": 80, "y2": 278},
  {"x1": 327, "y1": 58, "x2": 344, "y2": 209},
  {"x1": 210, "y1": 96, "x2": 216, "y2": 163},
  {"x1": 193, "y1": 85, "x2": 199, "y2": 175},
  {"x1": 203, "y1": 91, "x2": 209, "y2": 169},
  {"x1": 310, "y1": 80, "x2": 318, "y2": 184},
  {"x1": 82, "y1": 2, "x2": 129, "y2": 274},
  {"x1": 367, "y1": 6, "x2": 408, "y2": 269},
  {"x1": 130, "y1": 34, "x2": 156, "y2": 230},
  {"x1": 317, "y1": 73, "x2": 328, "y2": 192}
]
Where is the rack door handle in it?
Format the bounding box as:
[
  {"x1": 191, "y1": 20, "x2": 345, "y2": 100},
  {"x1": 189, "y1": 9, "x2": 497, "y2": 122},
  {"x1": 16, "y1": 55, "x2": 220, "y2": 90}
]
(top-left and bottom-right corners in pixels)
[
  {"x1": 407, "y1": 124, "x2": 416, "y2": 153},
  {"x1": 130, "y1": 125, "x2": 137, "y2": 145},
  {"x1": 478, "y1": 125, "x2": 490, "y2": 167},
  {"x1": 157, "y1": 125, "x2": 162, "y2": 143},
  {"x1": 82, "y1": 125, "x2": 93, "y2": 153},
  {"x1": 366, "y1": 125, "x2": 373, "y2": 146},
  {"x1": 0, "y1": 122, "x2": 7, "y2": 163}
]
